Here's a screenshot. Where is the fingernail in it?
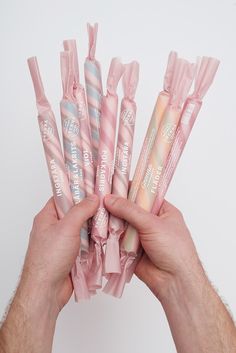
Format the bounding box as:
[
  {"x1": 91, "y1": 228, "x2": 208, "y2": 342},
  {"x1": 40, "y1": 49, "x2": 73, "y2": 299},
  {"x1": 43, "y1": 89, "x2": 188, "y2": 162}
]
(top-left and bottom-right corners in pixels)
[
  {"x1": 86, "y1": 194, "x2": 98, "y2": 202},
  {"x1": 104, "y1": 194, "x2": 118, "y2": 206}
]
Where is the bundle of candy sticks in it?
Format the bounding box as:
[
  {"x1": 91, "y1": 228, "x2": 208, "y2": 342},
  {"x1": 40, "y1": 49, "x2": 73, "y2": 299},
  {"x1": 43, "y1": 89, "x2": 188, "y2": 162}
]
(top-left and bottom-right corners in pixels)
[{"x1": 28, "y1": 23, "x2": 219, "y2": 300}]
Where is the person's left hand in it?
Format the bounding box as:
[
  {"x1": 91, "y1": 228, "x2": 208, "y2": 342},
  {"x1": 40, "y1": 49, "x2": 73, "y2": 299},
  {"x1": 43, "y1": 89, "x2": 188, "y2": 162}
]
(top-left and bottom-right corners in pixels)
[{"x1": 21, "y1": 195, "x2": 99, "y2": 312}]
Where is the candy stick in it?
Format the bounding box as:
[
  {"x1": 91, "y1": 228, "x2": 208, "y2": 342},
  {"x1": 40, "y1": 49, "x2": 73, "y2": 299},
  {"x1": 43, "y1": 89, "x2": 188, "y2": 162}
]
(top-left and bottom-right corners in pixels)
[
  {"x1": 60, "y1": 50, "x2": 92, "y2": 299},
  {"x1": 28, "y1": 57, "x2": 88, "y2": 301},
  {"x1": 128, "y1": 51, "x2": 178, "y2": 202},
  {"x1": 88, "y1": 58, "x2": 124, "y2": 290},
  {"x1": 104, "y1": 59, "x2": 196, "y2": 297},
  {"x1": 64, "y1": 42, "x2": 96, "y2": 293},
  {"x1": 151, "y1": 57, "x2": 220, "y2": 214},
  {"x1": 63, "y1": 41, "x2": 96, "y2": 297},
  {"x1": 60, "y1": 50, "x2": 88, "y2": 254},
  {"x1": 84, "y1": 23, "x2": 103, "y2": 169},
  {"x1": 64, "y1": 40, "x2": 95, "y2": 198},
  {"x1": 28, "y1": 57, "x2": 73, "y2": 218},
  {"x1": 104, "y1": 61, "x2": 139, "y2": 274}
]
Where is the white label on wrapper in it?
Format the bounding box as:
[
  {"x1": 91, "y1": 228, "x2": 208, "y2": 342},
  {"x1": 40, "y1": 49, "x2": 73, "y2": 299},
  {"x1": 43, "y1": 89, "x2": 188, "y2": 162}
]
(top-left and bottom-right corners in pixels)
[
  {"x1": 40, "y1": 119, "x2": 54, "y2": 142},
  {"x1": 181, "y1": 103, "x2": 195, "y2": 125},
  {"x1": 76, "y1": 90, "x2": 87, "y2": 119},
  {"x1": 93, "y1": 207, "x2": 108, "y2": 229},
  {"x1": 121, "y1": 109, "x2": 135, "y2": 126},
  {"x1": 63, "y1": 118, "x2": 80, "y2": 136},
  {"x1": 50, "y1": 159, "x2": 63, "y2": 197},
  {"x1": 161, "y1": 123, "x2": 177, "y2": 143},
  {"x1": 116, "y1": 142, "x2": 129, "y2": 175}
]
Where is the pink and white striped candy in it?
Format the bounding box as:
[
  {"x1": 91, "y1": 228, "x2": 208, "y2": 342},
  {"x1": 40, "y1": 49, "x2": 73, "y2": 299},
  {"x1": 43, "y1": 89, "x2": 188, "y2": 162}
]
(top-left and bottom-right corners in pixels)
[
  {"x1": 63, "y1": 40, "x2": 95, "y2": 198},
  {"x1": 88, "y1": 58, "x2": 124, "y2": 290},
  {"x1": 104, "y1": 61, "x2": 139, "y2": 274},
  {"x1": 28, "y1": 57, "x2": 73, "y2": 219},
  {"x1": 60, "y1": 50, "x2": 88, "y2": 254},
  {"x1": 84, "y1": 23, "x2": 103, "y2": 169}
]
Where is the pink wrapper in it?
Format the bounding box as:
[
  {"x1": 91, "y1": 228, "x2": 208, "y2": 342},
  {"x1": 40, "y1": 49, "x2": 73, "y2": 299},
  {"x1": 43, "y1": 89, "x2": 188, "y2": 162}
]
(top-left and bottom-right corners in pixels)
[
  {"x1": 28, "y1": 57, "x2": 89, "y2": 301},
  {"x1": 104, "y1": 61, "x2": 139, "y2": 274},
  {"x1": 104, "y1": 58, "x2": 196, "y2": 297},
  {"x1": 64, "y1": 40, "x2": 95, "y2": 197},
  {"x1": 64, "y1": 41, "x2": 96, "y2": 295},
  {"x1": 60, "y1": 50, "x2": 88, "y2": 252},
  {"x1": 28, "y1": 57, "x2": 73, "y2": 217},
  {"x1": 60, "y1": 50, "x2": 91, "y2": 300},
  {"x1": 84, "y1": 23, "x2": 103, "y2": 169},
  {"x1": 88, "y1": 58, "x2": 124, "y2": 290},
  {"x1": 151, "y1": 57, "x2": 220, "y2": 214}
]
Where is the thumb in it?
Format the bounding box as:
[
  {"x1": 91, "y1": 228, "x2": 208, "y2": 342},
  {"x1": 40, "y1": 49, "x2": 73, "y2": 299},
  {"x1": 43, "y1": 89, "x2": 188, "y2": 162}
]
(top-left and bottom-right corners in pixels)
[
  {"x1": 57, "y1": 194, "x2": 99, "y2": 236},
  {"x1": 104, "y1": 194, "x2": 159, "y2": 233}
]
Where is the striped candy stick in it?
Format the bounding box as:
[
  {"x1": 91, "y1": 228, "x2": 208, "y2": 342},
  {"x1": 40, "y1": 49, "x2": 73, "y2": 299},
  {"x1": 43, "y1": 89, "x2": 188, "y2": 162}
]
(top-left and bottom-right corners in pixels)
[
  {"x1": 64, "y1": 40, "x2": 98, "y2": 296},
  {"x1": 104, "y1": 61, "x2": 139, "y2": 274},
  {"x1": 62, "y1": 99, "x2": 91, "y2": 300},
  {"x1": 63, "y1": 40, "x2": 95, "y2": 299},
  {"x1": 151, "y1": 57, "x2": 220, "y2": 214},
  {"x1": 28, "y1": 57, "x2": 73, "y2": 218},
  {"x1": 60, "y1": 51, "x2": 88, "y2": 254},
  {"x1": 64, "y1": 40, "x2": 95, "y2": 198},
  {"x1": 76, "y1": 86, "x2": 95, "y2": 196},
  {"x1": 88, "y1": 58, "x2": 124, "y2": 290},
  {"x1": 128, "y1": 51, "x2": 178, "y2": 202},
  {"x1": 84, "y1": 23, "x2": 103, "y2": 169},
  {"x1": 104, "y1": 59, "x2": 196, "y2": 297}
]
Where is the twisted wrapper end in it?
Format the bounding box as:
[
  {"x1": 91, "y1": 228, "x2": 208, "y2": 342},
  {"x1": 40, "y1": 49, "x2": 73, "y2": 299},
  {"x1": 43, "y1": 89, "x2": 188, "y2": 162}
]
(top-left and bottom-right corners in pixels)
[
  {"x1": 163, "y1": 51, "x2": 178, "y2": 93},
  {"x1": 27, "y1": 57, "x2": 51, "y2": 114},
  {"x1": 107, "y1": 58, "x2": 124, "y2": 96},
  {"x1": 104, "y1": 236, "x2": 122, "y2": 274},
  {"x1": 71, "y1": 259, "x2": 90, "y2": 301},
  {"x1": 87, "y1": 23, "x2": 98, "y2": 60},
  {"x1": 87, "y1": 242, "x2": 103, "y2": 291},
  {"x1": 192, "y1": 56, "x2": 220, "y2": 100},
  {"x1": 103, "y1": 251, "x2": 140, "y2": 297},
  {"x1": 122, "y1": 61, "x2": 139, "y2": 101}
]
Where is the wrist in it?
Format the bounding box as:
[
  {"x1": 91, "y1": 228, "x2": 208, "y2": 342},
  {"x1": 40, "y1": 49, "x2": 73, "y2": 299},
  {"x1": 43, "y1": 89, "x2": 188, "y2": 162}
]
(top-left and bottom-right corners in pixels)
[
  {"x1": 159, "y1": 260, "x2": 210, "y2": 309},
  {"x1": 17, "y1": 269, "x2": 60, "y2": 320},
  {"x1": 0, "y1": 272, "x2": 59, "y2": 353},
  {"x1": 148, "y1": 255, "x2": 209, "y2": 305}
]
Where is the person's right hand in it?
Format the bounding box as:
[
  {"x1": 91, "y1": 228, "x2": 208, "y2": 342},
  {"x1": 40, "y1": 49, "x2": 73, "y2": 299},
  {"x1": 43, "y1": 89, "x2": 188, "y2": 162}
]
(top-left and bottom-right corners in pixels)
[{"x1": 104, "y1": 195, "x2": 205, "y2": 301}]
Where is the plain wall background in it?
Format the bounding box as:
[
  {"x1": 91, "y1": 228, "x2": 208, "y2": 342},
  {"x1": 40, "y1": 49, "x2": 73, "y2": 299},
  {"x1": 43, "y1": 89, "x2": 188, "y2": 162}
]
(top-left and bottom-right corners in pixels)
[{"x1": 0, "y1": 0, "x2": 236, "y2": 352}]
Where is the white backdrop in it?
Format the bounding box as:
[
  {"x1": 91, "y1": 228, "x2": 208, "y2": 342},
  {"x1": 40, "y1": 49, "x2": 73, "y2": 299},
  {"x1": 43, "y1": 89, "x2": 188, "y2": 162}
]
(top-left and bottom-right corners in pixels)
[{"x1": 0, "y1": 0, "x2": 236, "y2": 352}]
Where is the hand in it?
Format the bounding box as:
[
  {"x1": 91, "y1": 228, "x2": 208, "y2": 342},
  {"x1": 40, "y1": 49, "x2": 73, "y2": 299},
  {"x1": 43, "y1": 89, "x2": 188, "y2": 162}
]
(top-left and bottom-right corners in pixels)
[
  {"x1": 21, "y1": 194, "x2": 99, "y2": 312},
  {"x1": 105, "y1": 195, "x2": 236, "y2": 353},
  {"x1": 0, "y1": 195, "x2": 99, "y2": 353},
  {"x1": 104, "y1": 195, "x2": 204, "y2": 301}
]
